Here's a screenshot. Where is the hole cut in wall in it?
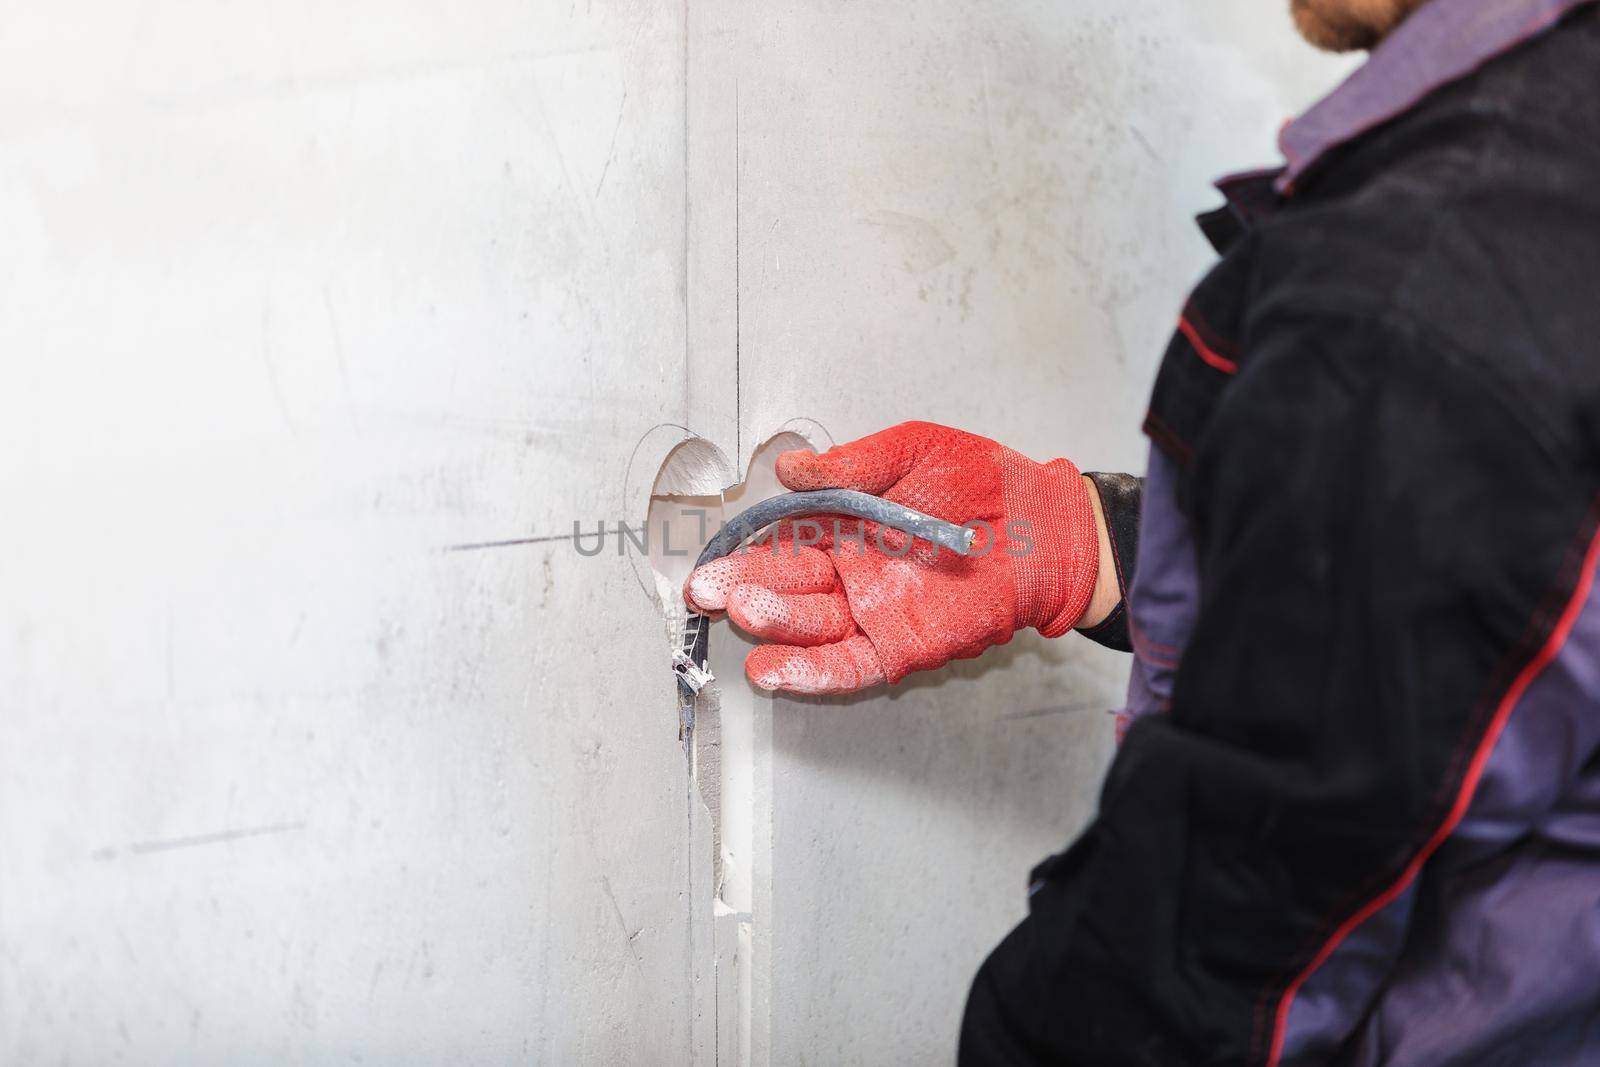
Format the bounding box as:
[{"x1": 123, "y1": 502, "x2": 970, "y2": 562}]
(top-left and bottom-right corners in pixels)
[
  {"x1": 641, "y1": 428, "x2": 823, "y2": 1067},
  {"x1": 639, "y1": 427, "x2": 826, "y2": 671},
  {"x1": 643, "y1": 429, "x2": 818, "y2": 879},
  {"x1": 644, "y1": 436, "x2": 733, "y2": 621}
]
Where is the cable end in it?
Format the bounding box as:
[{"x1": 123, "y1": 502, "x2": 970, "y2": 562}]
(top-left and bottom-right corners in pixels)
[{"x1": 671, "y1": 649, "x2": 715, "y2": 693}]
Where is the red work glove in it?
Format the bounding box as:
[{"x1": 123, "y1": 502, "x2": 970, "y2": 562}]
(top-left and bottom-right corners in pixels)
[{"x1": 683, "y1": 421, "x2": 1101, "y2": 695}]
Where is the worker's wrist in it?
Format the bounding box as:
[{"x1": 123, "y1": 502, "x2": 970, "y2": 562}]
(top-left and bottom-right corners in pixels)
[{"x1": 1009, "y1": 458, "x2": 1099, "y2": 638}]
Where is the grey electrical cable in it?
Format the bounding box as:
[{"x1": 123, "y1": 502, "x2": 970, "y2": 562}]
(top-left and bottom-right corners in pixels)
[{"x1": 674, "y1": 489, "x2": 976, "y2": 708}]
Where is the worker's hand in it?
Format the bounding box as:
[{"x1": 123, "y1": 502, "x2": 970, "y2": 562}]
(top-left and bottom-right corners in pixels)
[{"x1": 683, "y1": 421, "x2": 1102, "y2": 695}]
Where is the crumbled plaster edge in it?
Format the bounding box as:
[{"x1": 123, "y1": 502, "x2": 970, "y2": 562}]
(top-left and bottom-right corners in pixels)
[{"x1": 630, "y1": 420, "x2": 833, "y2": 1065}]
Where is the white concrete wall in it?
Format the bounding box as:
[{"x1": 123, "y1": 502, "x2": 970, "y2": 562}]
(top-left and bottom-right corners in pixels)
[{"x1": 0, "y1": 1, "x2": 1350, "y2": 1062}]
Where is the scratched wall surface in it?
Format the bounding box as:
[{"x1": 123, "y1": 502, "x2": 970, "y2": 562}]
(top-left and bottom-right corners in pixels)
[
  {"x1": 0, "y1": 1, "x2": 702, "y2": 1062},
  {"x1": 0, "y1": 0, "x2": 1350, "y2": 1063}
]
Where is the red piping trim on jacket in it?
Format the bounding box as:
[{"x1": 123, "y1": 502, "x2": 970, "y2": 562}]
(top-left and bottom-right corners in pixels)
[
  {"x1": 1263, "y1": 521, "x2": 1600, "y2": 1067},
  {"x1": 1178, "y1": 315, "x2": 1239, "y2": 375}
]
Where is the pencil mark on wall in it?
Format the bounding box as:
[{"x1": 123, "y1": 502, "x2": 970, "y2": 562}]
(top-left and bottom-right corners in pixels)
[
  {"x1": 734, "y1": 80, "x2": 742, "y2": 463},
  {"x1": 444, "y1": 532, "x2": 577, "y2": 551},
  {"x1": 601, "y1": 874, "x2": 644, "y2": 961},
  {"x1": 441, "y1": 525, "x2": 644, "y2": 553},
  {"x1": 1128, "y1": 123, "x2": 1161, "y2": 162},
  {"x1": 322, "y1": 283, "x2": 362, "y2": 430},
  {"x1": 595, "y1": 89, "x2": 627, "y2": 199},
  {"x1": 998, "y1": 700, "x2": 1110, "y2": 722},
  {"x1": 682, "y1": 0, "x2": 692, "y2": 443},
  {"x1": 93, "y1": 820, "x2": 306, "y2": 860},
  {"x1": 533, "y1": 80, "x2": 581, "y2": 212}
]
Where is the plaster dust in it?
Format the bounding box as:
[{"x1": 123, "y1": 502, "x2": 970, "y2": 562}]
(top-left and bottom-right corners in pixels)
[{"x1": 0, "y1": 0, "x2": 1354, "y2": 1062}]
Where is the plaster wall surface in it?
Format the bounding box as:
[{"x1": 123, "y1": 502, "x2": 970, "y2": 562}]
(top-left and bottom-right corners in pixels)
[
  {"x1": 0, "y1": 0, "x2": 1352, "y2": 1062},
  {"x1": 0, "y1": 2, "x2": 701, "y2": 1062}
]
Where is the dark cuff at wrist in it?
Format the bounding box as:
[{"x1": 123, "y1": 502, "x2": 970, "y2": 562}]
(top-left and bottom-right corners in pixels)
[{"x1": 1077, "y1": 472, "x2": 1143, "y2": 653}]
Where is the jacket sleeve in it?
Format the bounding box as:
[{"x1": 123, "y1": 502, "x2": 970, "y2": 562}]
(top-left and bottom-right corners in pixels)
[{"x1": 961, "y1": 307, "x2": 1600, "y2": 1066}]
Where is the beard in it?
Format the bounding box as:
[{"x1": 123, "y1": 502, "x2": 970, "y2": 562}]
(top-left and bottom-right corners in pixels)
[{"x1": 1290, "y1": 0, "x2": 1409, "y2": 52}]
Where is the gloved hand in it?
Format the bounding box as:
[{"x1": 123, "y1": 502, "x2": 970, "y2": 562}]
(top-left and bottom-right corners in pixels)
[{"x1": 683, "y1": 421, "x2": 1102, "y2": 695}]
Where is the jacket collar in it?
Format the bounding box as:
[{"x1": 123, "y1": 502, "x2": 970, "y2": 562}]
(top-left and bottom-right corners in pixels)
[
  {"x1": 1278, "y1": 0, "x2": 1597, "y2": 192},
  {"x1": 1212, "y1": 0, "x2": 1596, "y2": 222}
]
